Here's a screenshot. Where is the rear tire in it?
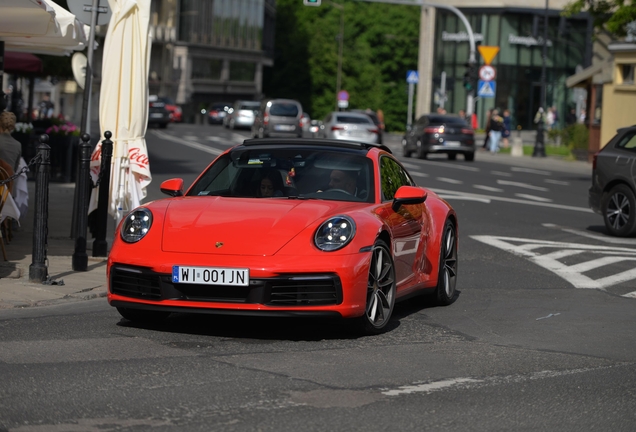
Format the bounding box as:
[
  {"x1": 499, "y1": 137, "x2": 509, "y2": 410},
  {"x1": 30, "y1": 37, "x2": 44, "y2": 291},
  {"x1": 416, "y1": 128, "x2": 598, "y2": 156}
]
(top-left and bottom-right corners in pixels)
[
  {"x1": 448, "y1": 153, "x2": 457, "y2": 161},
  {"x1": 464, "y1": 152, "x2": 475, "y2": 161},
  {"x1": 416, "y1": 139, "x2": 427, "y2": 160},
  {"x1": 402, "y1": 138, "x2": 412, "y2": 157},
  {"x1": 602, "y1": 184, "x2": 636, "y2": 237},
  {"x1": 116, "y1": 307, "x2": 170, "y2": 324},
  {"x1": 435, "y1": 220, "x2": 458, "y2": 306}
]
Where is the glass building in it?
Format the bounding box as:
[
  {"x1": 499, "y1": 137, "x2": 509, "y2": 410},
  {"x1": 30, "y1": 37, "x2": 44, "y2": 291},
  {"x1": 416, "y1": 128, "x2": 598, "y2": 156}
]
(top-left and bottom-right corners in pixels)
[{"x1": 432, "y1": 9, "x2": 592, "y2": 130}]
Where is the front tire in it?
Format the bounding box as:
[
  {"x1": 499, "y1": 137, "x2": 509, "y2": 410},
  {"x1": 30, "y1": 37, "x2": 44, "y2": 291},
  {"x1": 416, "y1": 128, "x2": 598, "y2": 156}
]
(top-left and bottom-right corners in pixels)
[
  {"x1": 402, "y1": 138, "x2": 412, "y2": 157},
  {"x1": 355, "y1": 240, "x2": 396, "y2": 334},
  {"x1": 116, "y1": 307, "x2": 170, "y2": 324},
  {"x1": 603, "y1": 184, "x2": 636, "y2": 237},
  {"x1": 416, "y1": 139, "x2": 427, "y2": 160},
  {"x1": 435, "y1": 220, "x2": 458, "y2": 306}
]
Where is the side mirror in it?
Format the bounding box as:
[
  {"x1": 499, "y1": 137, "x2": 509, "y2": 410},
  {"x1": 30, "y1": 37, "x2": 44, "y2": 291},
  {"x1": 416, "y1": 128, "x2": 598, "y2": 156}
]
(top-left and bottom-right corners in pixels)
[
  {"x1": 392, "y1": 186, "x2": 427, "y2": 212},
  {"x1": 160, "y1": 178, "x2": 184, "y2": 197}
]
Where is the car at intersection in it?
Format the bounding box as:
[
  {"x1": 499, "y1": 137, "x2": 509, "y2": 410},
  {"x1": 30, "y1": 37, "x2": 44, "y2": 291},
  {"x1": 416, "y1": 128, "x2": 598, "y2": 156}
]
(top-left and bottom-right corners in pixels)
[{"x1": 107, "y1": 138, "x2": 459, "y2": 334}]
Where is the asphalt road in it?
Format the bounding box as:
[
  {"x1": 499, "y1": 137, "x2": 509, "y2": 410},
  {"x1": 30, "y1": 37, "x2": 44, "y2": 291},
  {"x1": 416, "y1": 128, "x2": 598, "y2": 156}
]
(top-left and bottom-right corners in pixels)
[{"x1": 1, "y1": 123, "x2": 635, "y2": 431}]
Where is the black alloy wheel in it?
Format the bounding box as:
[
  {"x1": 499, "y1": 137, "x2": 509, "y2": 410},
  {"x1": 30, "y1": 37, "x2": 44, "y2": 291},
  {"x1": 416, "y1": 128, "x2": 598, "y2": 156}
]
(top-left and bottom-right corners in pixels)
[
  {"x1": 356, "y1": 240, "x2": 396, "y2": 334},
  {"x1": 602, "y1": 184, "x2": 636, "y2": 237},
  {"x1": 435, "y1": 219, "x2": 458, "y2": 306}
]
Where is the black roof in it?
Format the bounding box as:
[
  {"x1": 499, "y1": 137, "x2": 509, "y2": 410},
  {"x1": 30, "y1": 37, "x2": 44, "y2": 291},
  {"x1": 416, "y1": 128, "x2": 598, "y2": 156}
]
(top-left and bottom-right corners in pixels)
[{"x1": 241, "y1": 137, "x2": 392, "y2": 154}]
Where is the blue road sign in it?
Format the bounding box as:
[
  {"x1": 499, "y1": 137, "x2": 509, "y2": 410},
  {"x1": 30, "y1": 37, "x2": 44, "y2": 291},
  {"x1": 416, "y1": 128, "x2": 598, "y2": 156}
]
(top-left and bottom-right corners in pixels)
[
  {"x1": 406, "y1": 70, "x2": 419, "y2": 84},
  {"x1": 477, "y1": 80, "x2": 496, "y2": 98}
]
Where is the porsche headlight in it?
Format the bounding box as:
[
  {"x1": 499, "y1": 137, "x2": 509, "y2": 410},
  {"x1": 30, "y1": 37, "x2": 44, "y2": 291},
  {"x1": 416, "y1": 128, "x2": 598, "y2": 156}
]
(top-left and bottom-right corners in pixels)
[
  {"x1": 120, "y1": 208, "x2": 153, "y2": 243},
  {"x1": 314, "y1": 216, "x2": 356, "y2": 251}
]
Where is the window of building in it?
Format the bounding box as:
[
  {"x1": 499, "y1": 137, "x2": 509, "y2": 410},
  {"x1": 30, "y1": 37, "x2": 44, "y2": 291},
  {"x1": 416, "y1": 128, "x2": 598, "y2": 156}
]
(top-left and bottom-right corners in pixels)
[
  {"x1": 192, "y1": 58, "x2": 222, "y2": 80},
  {"x1": 621, "y1": 64, "x2": 635, "y2": 84},
  {"x1": 229, "y1": 61, "x2": 255, "y2": 82}
]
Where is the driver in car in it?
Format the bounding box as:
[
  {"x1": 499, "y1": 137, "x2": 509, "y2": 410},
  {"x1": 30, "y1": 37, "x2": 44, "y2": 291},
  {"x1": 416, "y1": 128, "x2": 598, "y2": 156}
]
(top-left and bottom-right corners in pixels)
[{"x1": 328, "y1": 169, "x2": 357, "y2": 195}]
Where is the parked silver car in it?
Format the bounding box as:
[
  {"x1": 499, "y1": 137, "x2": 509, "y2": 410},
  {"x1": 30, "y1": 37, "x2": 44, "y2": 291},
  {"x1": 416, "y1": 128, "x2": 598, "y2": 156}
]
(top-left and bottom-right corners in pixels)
[
  {"x1": 224, "y1": 100, "x2": 260, "y2": 129},
  {"x1": 319, "y1": 111, "x2": 380, "y2": 144},
  {"x1": 252, "y1": 99, "x2": 303, "y2": 138},
  {"x1": 589, "y1": 125, "x2": 636, "y2": 236}
]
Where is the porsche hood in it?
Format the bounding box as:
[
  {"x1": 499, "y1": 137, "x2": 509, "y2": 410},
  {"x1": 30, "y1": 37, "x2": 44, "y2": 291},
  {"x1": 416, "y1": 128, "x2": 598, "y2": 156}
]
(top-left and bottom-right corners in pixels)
[{"x1": 159, "y1": 197, "x2": 360, "y2": 256}]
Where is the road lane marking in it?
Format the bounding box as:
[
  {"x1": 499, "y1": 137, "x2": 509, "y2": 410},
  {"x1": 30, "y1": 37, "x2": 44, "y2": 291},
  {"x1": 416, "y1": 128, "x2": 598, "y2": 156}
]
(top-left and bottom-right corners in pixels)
[
  {"x1": 511, "y1": 167, "x2": 551, "y2": 175},
  {"x1": 491, "y1": 171, "x2": 513, "y2": 177},
  {"x1": 437, "y1": 192, "x2": 491, "y2": 203},
  {"x1": 474, "y1": 185, "x2": 504, "y2": 192},
  {"x1": 411, "y1": 172, "x2": 429, "y2": 178},
  {"x1": 432, "y1": 188, "x2": 592, "y2": 213},
  {"x1": 543, "y1": 224, "x2": 636, "y2": 245},
  {"x1": 497, "y1": 180, "x2": 549, "y2": 191},
  {"x1": 545, "y1": 179, "x2": 570, "y2": 186},
  {"x1": 400, "y1": 162, "x2": 421, "y2": 170},
  {"x1": 472, "y1": 235, "x2": 636, "y2": 291},
  {"x1": 383, "y1": 378, "x2": 481, "y2": 396},
  {"x1": 437, "y1": 177, "x2": 463, "y2": 184},
  {"x1": 151, "y1": 130, "x2": 223, "y2": 155},
  {"x1": 417, "y1": 160, "x2": 480, "y2": 172},
  {"x1": 514, "y1": 193, "x2": 552, "y2": 202}
]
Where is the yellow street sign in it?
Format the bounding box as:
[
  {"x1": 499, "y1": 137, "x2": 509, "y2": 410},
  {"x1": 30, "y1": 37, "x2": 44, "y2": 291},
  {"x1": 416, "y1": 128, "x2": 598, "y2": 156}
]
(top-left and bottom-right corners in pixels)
[{"x1": 478, "y1": 46, "x2": 500, "y2": 65}]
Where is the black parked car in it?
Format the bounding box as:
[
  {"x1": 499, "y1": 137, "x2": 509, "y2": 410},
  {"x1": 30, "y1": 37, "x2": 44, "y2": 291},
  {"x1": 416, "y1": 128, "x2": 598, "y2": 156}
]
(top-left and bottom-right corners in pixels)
[
  {"x1": 148, "y1": 95, "x2": 170, "y2": 128},
  {"x1": 589, "y1": 125, "x2": 636, "y2": 237},
  {"x1": 402, "y1": 114, "x2": 475, "y2": 161}
]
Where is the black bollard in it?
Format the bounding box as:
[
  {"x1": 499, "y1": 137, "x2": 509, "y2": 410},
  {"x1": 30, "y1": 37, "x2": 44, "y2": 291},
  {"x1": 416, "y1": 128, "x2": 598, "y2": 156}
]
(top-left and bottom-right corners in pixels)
[
  {"x1": 29, "y1": 135, "x2": 51, "y2": 282},
  {"x1": 72, "y1": 134, "x2": 92, "y2": 271},
  {"x1": 93, "y1": 131, "x2": 113, "y2": 257},
  {"x1": 533, "y1": 118, "x2": 547, "y2": 157}
]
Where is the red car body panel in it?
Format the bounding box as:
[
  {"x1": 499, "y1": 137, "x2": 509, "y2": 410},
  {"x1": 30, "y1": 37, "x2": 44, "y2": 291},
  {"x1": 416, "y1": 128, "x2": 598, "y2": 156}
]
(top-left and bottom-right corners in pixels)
[{"x1": 107, "y1": 141, "x2": 457, "y2": 319}]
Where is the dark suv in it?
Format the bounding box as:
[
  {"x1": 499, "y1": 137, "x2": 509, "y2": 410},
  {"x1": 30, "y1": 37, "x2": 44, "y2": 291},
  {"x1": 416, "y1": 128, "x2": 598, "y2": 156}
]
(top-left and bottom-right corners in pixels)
[
  {"x1": 252, "y1": 99, "x2": 303, "y2": 138},
  {"x1": 589, "y1": 125, "x2": 636, "y2": 236},
  {"x1": 402, "y1": 114, "x2": 475, "y2": 161}
]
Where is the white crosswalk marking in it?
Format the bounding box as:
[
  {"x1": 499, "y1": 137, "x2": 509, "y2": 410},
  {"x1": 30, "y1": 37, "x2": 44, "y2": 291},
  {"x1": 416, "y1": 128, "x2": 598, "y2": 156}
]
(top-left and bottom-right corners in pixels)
[
  {"x1": 491, "y1": 171, "x2": 513, "y2": 177},
  {"x1": 437, "y1": 177, "x2": 463, "y2": 184},
  {"x1": 545, "y1": 179, "x2": 570, "y2": 186},
  {"x1": 497, "y1": 180, "x2": 549, "y2": 191},
  {"x1": 471, "y1": 235, "x2": 636, "y2": 294},
  {"x1": 510, "y1": 167, "x2": 551, "y2": 175},
  {"x1": 514, "y1": 193, "x2": 552, "y2": 202},
  {"x1": 474, "y1": 185, "x2": 503, "y2": 192}
]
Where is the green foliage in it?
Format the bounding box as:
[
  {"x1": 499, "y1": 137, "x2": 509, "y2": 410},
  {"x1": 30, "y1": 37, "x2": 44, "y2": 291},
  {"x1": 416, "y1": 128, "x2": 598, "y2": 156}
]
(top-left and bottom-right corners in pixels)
[
  {"x1": 560, "y1": 123, "x2": 589, "y2": 150},
  {"x1": 562, "y1": 0, "x2": 636, "y2": 37},
  {"x1": 263, "y1": 0, "x2": 420, "y2": 132}
]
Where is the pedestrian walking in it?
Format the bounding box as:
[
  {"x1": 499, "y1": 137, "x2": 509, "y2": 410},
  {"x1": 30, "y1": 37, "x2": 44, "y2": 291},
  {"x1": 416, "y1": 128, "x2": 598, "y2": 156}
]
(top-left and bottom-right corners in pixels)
[
  {"x1": 488, "y1": 109, "x2": 504, "y2": 153},
  {"x1": 502, "y1": 109, "x2": 511, "y2": 148},
  {"x1": 482, "y1": 109, "x2": 492, "y2": 149}
]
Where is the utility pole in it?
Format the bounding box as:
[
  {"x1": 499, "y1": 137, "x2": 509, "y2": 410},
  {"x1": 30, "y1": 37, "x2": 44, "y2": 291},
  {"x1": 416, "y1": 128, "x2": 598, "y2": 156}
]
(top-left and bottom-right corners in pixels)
[{"x1": 533, "y1": 0, "x2": 548, "y2": 157}]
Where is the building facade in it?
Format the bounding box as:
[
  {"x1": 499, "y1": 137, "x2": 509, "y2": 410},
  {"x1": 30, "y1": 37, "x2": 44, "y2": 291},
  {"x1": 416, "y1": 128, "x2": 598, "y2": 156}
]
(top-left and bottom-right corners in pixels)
[
  {"x1": 417, "y1": 1, "x2": 593, "y2": 131},
  {"x1": 149, "y1": 0, "x2": 276, "y2": 123}
]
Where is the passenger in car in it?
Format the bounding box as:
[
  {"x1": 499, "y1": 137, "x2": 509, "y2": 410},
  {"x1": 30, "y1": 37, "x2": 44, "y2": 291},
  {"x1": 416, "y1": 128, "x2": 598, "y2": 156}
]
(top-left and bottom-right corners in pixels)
[{"x1": 257, "y1": 170, "x2": 284, "y2": 197}]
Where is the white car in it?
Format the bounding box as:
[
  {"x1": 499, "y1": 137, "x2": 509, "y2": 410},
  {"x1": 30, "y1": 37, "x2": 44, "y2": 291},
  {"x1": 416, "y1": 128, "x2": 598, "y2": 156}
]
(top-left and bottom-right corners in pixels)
[{"x1": 319, "y1": 111, "x2": 380, "y2": 144}]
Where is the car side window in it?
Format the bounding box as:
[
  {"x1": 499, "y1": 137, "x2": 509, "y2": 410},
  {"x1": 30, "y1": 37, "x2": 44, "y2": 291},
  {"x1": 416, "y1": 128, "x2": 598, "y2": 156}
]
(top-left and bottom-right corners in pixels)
[
  {"x1": 380, "y1": 156, "x2": 415, "y2": 201},
  {"x1": 617, "y1": 133, "x2": 636, "y2": 151}
]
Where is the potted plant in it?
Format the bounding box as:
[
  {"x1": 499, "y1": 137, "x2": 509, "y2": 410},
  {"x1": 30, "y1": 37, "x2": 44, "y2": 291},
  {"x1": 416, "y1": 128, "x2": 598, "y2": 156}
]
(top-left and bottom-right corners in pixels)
[
  {"x1": 45, "y1": 119, "x2": 80, "y2": 181},
  {"x1": 561, "y1": 124, "x2": 589, "y2": 161}
]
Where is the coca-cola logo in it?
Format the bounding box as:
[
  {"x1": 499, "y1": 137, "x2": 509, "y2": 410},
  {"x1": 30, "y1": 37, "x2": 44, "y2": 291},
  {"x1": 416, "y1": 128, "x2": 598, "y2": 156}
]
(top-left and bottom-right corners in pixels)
[{"x1": 129, "y1": 147, "x2": 149, "y2": 168}]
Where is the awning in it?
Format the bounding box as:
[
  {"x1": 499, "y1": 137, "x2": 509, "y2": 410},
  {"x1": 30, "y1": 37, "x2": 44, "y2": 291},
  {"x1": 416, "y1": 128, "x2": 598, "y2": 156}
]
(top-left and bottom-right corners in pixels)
[
  {"x1": 3, "y1": 51, "x2": 43, "y2": 75},
  {"x1": 0, "y1": 0, "x2": 88, "y2": 56},
  {"x1": 566, "y1": 60, "x2": 612, "y2": 88}
]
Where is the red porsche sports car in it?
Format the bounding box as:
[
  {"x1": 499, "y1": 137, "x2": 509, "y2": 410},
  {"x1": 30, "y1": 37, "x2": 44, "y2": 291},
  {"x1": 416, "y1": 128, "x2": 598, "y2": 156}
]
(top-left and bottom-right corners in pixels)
[{"x1": 108, "y1": 138, "x2": 458, "y2": 334}]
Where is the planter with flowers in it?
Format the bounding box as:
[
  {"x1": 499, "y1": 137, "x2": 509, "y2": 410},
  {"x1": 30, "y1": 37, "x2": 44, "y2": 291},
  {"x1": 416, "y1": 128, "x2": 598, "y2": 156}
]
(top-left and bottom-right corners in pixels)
[
  {"x1": 45, "y1": 120, "x2": 81, "y2": 181},
  {"x1": 11, "y1": 122, "x2": 36, "y2": 161}
]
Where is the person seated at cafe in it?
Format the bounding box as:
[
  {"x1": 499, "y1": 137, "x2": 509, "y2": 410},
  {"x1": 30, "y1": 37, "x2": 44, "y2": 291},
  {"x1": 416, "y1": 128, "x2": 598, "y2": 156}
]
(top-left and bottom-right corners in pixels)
[{"x1": 0, "y1": 111, "x2": 22, "y2": 173}]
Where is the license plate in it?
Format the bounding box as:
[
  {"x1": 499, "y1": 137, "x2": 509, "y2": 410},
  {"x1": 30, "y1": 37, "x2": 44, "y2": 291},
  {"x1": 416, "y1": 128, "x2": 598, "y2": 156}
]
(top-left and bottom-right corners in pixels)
[
  {"x1": 445, "y1": 141, "x2": 461, "y2": 146},
  {"x1": 172, "y1": 266, "x2": 249, "y2": 286},
  {"x1": 275, "y1": 125, "x2": 294, "y2": 131},
  {"x1": 150, "y1": 113, "x2": 164, "y2": 118}
]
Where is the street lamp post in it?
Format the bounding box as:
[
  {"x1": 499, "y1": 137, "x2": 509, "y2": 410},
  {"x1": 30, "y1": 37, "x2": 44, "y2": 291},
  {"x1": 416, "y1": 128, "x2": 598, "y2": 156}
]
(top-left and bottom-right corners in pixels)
[
  {"x1": 533, "y1": 0, "x2": 548, "y2": 157},
  {"x1": 330, "y1": 1, "x2": 345, "y2": 111}
]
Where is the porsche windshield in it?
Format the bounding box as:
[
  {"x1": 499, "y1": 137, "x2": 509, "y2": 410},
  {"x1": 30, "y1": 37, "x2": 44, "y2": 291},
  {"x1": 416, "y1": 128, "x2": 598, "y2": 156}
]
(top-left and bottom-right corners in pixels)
[{"x1": 188, "y1": 147, "x2": 375, "y2": 202}]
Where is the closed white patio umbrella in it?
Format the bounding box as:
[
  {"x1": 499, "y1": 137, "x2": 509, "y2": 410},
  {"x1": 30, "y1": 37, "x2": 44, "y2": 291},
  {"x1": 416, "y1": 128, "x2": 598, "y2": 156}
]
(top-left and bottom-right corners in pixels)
[
  {"x1": 89, "y1": 0, "x2": 152, "y2": 223},
  {"x1": 0, "y1": 0, "x2": 88, "y2": 56}
]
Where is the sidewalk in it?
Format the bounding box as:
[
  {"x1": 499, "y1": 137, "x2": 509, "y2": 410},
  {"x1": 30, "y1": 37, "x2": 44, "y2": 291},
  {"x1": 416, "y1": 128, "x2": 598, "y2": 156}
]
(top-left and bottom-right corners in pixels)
[
  {"x1": 0, "y1": 180, "x2": 112, "y2": 309},
  {"x1": 0, "y1": 136, "x2": 591, "y2": 310}
]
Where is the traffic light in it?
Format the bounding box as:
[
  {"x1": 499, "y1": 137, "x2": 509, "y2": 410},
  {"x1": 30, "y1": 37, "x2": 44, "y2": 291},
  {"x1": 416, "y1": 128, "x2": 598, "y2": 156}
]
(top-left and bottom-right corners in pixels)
[
  {"x1": 304, "y1": 0, "x2": 321, "y2": 5},
  {"x1": 463, "y1": 62, "x2": 476, "y2": 91}
]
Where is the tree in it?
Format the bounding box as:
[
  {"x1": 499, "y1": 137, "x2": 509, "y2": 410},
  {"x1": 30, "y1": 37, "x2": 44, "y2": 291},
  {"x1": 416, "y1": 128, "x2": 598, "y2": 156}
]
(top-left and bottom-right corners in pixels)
[
  {"x1": 263, "y1": 0, "x2": 420, "y2": 132},
  {"x1": 563, "y1": 0, "x2": 636, "y2": 37}
]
